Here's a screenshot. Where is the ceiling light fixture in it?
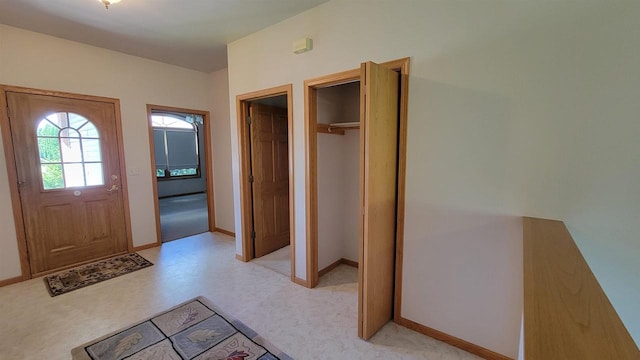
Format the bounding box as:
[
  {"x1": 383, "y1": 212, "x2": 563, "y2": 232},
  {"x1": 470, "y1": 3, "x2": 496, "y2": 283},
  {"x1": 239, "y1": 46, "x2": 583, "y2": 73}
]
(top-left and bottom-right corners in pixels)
[{"x1": 98, "y1": 0, "x2": 121, "y2": 9}]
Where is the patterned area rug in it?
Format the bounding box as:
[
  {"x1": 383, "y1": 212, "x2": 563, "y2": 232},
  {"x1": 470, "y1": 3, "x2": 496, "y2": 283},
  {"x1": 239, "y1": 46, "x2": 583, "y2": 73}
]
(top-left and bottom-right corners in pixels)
[
  {"x1": 71, "y1": 297, "x2": 292, "y2": 360},
  {"x1": 44, "y1": 253, "x2": 153, "y2": 296}
]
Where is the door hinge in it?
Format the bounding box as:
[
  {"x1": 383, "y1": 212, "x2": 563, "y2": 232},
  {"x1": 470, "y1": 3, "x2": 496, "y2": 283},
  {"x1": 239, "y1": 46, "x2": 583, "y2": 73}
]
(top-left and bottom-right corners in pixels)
[
  {"x1": 249, "y1": 174, "x2": 254, "y2": 183},
  {"x1": 6, "y1": 107, "x2": 10, "y2": 119},
  {"x1": 251, "y1": 230, "x2": 256, "y2": 239},
  {"x1": 247, "y1": 115, "x2": 251, "y2": 125}
]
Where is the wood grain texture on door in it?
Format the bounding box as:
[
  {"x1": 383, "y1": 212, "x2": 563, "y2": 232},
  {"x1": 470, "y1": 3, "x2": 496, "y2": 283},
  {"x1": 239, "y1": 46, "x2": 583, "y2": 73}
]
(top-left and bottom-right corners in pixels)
[
  {"x1": 7, "y1": 92, "x2": 128, "y2": 276},
  {"x1": 250, "y1": 103, "x2": 290, "y2": 258},
  {"x1": 358, "y1": 61, "x2": 400, "y2": 339}
]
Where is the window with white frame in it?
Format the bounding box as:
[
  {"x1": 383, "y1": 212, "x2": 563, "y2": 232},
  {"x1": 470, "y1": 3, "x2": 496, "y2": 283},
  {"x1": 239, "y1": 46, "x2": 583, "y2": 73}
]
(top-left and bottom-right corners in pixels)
[
  {"x1": 37, "y1": 112, "x2": 104, "y2": 189},
  {"x1": 151, "y1": 114, "x2": 200, "y2": 179}
]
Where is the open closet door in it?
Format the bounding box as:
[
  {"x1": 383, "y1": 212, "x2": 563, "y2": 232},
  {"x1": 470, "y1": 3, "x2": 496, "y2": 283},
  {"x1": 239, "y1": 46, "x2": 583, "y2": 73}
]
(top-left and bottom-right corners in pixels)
[
  {"x1": 249, "y1": 103, "x2": 290, "y2": 258},
  {"x1": 358, "y1": 61, "x2": 400, "y2": 339}
]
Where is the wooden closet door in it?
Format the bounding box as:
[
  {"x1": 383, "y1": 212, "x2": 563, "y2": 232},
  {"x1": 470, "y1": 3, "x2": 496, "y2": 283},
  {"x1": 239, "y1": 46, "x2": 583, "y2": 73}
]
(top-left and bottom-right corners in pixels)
[
  {"x1": 358, "y1": 61, "x2": 400, "y2": 339},
  {"x1": 249, "y1": 103, "x2": 290, "y2": 257}
]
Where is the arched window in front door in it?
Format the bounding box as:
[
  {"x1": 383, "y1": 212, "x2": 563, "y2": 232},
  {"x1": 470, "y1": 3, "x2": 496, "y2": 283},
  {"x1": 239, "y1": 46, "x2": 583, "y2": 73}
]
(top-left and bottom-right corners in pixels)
[{"x1": 36, "y1": 112, "x2": 104, "y2": 189}]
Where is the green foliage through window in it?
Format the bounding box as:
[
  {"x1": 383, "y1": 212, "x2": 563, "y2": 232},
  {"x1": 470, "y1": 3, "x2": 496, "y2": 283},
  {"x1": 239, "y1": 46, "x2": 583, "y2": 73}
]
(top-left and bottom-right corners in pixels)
[
  {"x1": 41, "y1": 164, "x2": 64, "y2": 190},
  {"x1": 169, "y1": 168, "x2": 198, "y2": 177}
]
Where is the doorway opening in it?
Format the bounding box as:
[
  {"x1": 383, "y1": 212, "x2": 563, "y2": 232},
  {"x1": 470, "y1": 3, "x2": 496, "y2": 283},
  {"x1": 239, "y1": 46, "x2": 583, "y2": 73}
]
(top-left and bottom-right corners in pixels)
[
  {"x1": 305, "y1": 71, "x2": 361, "y2": 288},
  {"x1": 236, "y1": 85, "x2": 295, "y2": 281},
  {"x1": 305, "y1": 58, "x2": 410, "y2": 339},
  {"x1": 146, "y1": 105, "x2": 215, "y2": 244}
]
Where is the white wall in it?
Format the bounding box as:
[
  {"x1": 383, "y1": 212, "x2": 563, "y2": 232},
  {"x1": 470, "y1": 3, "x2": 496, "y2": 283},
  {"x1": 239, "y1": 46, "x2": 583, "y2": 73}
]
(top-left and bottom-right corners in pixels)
[
  {"x1": 317, "y1": 133, "x2": 346, "y2": 269},
  {"x1": 341, "y1": 130, "x2": 359, "y2": 262},
  {"x1": 0, "y1": 25, "x2": 233, "y2": 278},
  {"x1": 0, "y1": 125, "x2": 20, "y2": 279},
  {"x1": 316, "y1": 130, "x2": 359, "y2": 268},
  {"x1": 156, "y1": 177, "x2": 207, "y2": 198},
  {"x1": 227, "y1": 0, "x2": 640, "y2": 356},
  {"x1": 209, "y1": 68, "x2": 234, "y2": 232}
]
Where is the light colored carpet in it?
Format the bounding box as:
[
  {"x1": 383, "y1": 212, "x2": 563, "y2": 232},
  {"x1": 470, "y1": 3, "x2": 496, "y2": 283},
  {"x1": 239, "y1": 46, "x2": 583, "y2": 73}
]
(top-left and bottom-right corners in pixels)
[
  {"x1": 252, "y1": 245, "x2": 291, "y2": 277},
  {"x1": 159, "y1": 192, "x2": 209, "y2": 242}
]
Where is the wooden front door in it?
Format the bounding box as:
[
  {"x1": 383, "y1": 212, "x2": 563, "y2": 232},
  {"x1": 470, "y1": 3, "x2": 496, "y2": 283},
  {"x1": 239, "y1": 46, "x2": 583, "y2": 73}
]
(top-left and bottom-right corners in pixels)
[
  {"x1": 7, "y1": 91, "x2": 128, "y2": 276},
  {"x1": 358, "y1": 61, "x2": 400, "y2": 339},
  {"x1": 249, "y1": 103, "x2": 290, "y2": 258}
]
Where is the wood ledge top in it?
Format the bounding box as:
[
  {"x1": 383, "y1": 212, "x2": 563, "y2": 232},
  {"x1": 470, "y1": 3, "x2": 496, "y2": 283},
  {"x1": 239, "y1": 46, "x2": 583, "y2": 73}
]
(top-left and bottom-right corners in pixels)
[{"x1": 523, "y1": 217, "x2": 639, "y2": 359}]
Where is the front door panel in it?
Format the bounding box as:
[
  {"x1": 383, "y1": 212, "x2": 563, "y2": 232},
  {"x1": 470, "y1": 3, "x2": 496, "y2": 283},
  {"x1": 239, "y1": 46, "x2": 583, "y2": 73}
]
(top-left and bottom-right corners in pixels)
[{"x1": 7, "y1": 92, "x2": 128, "y2": 276}]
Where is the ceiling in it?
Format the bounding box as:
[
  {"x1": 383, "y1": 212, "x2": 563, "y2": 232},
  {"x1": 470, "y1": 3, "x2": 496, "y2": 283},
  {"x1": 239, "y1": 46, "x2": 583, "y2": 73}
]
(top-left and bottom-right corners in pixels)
[{"x1": 0, "y1": 0, "x2": 328, "y2": 73}]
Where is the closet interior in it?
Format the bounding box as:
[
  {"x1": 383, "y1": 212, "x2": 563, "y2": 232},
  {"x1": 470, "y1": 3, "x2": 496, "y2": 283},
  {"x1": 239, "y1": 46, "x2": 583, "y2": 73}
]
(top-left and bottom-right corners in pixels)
[{"x1": 316, "y1": 81, "x2": 361, "y2": 276}]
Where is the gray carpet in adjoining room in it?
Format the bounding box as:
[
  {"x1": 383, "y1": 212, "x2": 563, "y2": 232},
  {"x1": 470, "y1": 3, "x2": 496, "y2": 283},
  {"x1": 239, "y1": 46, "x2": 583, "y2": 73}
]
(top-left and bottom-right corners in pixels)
[{"x1": 159, "y1": 192, "x2": 209, "y2": 242}]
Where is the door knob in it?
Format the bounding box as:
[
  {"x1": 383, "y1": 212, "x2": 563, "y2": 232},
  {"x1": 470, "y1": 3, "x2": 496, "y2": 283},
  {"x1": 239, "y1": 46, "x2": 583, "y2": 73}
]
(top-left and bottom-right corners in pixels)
[{"x1": 106, "y1": 184, "x2": 120, "y2": 193}]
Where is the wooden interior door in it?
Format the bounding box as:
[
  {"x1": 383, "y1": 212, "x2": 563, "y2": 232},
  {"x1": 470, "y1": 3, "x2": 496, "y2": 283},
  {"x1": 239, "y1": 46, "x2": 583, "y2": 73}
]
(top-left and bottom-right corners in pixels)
[
  {"x1": 7, "y1": 92, "x2": 128, "y2": 276},
  {"x1": 358, "y1": 61, "x2": 400, "y2": 339},
  {"x1": 249, "y1": 103, "x2": 290, "y2": 257}
]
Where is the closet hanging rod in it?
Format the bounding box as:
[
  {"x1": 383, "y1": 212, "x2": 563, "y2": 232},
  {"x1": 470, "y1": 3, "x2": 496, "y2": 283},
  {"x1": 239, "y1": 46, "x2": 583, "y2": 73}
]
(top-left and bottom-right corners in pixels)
[{"x1": 317, "y1": 122, "x2": 360, "y2": 135}]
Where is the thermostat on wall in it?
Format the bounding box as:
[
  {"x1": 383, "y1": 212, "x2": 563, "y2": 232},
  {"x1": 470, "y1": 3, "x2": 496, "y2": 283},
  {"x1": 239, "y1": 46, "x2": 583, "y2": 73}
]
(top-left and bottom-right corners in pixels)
[{"x1": 293, "y1": 37, "x2": 313, "y2": 54}]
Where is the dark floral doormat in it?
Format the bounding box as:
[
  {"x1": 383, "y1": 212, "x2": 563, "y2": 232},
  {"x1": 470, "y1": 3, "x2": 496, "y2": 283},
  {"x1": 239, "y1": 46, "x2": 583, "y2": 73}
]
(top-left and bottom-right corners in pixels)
[
  {"x1": 44, "y1": 253, "x2": 153, "y2": 296},
  {"x1": 71, "y1": 297, "x2": 293, "y2": 360}
]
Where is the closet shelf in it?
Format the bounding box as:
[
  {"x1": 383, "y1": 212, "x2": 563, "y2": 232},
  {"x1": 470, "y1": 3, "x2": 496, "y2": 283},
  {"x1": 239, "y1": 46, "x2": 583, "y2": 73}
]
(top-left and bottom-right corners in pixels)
[{"x1": 317, "y1": 122, "x2": 360, "y2": 135}]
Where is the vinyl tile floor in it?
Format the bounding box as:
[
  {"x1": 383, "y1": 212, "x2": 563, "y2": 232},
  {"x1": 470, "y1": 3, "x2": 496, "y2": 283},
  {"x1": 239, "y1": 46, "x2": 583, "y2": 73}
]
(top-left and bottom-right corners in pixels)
[
  {"x1": 0, "y1": 232, "x2": 482, "y2": 360},
  {"x1": 252, "y1": 244, "x2": 292, "y2": 278}
]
